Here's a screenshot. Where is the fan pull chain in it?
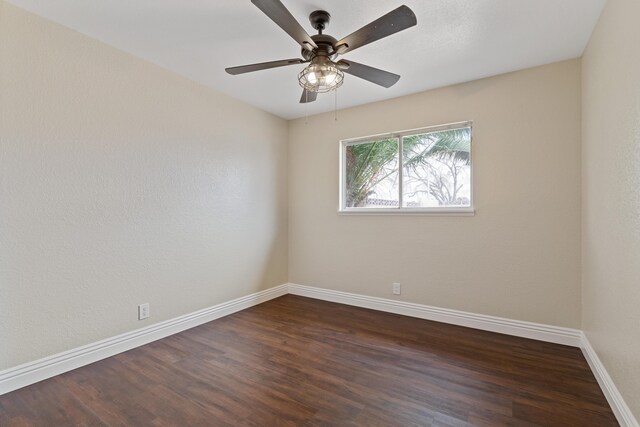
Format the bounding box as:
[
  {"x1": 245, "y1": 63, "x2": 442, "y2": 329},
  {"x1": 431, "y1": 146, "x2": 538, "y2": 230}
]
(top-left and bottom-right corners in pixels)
[
  {"x1": 334, "y1": 88, "x2": 339, "y2": 121},
  {"x1": 305, "y1": 90, "x2": 309, "y2": 125}
]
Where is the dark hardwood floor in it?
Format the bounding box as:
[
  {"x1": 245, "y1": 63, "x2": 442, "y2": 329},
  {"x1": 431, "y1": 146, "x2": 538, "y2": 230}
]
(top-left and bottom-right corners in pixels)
[{"x1": 0, "y1": 295, "x2": 617, "y2": 426}]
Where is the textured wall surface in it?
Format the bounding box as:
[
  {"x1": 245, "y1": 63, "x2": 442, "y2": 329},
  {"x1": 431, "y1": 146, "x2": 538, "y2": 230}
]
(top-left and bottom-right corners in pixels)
[
  {"x1": 0, "y1": 2, "x2": 288, "y2": 370},
  {"x1": 288, "y1": 60, "x2": 582, "y2": 328},
  {"x1": 582, "y1": 0, "x2": 640, "y2": 418}
]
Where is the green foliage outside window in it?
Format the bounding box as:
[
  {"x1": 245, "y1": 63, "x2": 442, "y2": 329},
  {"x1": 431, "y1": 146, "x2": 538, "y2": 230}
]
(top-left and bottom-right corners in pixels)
[{"x1": 344, "y1": 127, "x2": 471, "y2": 209}]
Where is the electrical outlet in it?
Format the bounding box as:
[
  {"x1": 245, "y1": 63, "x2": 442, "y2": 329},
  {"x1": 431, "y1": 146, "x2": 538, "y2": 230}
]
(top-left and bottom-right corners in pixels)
[
  {"x1": 138, "y1": 303, "x2": 150, "y2": 320},
  {"x1": 392, "y1": 283, "x2": 401, "y2": 295}
]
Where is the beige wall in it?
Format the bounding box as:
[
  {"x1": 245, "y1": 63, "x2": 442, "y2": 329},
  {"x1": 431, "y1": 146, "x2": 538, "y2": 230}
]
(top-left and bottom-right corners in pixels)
[
  {"x1": 289, "y1": 60, "x2": 582, "y2": 328},
  {"x1": 0, "y1": 2, "x2": 288, "y2": 370},
  {"x1": 582, "y1": 0, "x2": 640, "y2": 419}
]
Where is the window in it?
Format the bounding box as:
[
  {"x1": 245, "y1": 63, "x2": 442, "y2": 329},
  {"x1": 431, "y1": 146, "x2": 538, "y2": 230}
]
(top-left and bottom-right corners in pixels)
[{"x1": 339, "y1": 122, "x2": 473, "y2": 214}]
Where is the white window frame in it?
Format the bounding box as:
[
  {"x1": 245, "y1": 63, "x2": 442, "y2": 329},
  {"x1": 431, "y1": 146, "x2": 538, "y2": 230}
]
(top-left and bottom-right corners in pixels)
[{"x1": 339, "y1": 121, "x2": 475, "y2": 216}]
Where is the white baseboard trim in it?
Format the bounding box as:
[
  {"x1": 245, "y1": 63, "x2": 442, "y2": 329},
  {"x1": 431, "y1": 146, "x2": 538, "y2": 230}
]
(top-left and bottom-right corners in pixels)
[
  {"x1": 0, "y1": 284, "x2": 288, "y2": 396},
  {"x1": 287, "y1": 283, "x2": 582, "y2": 347},
  {"x1": 3, "y1": 281, "x2": 636, "y2": 427},
  {"x1": 581, "y1": 333, "x2": 639, "y2": 427}
]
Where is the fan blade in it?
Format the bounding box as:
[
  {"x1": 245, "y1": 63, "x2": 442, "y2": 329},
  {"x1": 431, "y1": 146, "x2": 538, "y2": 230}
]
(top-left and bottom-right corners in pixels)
[
  {"x1": 299, "y1": 89, "x2": 317, "y2": 103},
  {"x1": 252, "y1": 0, "x2": 318, "y2": 51},
  {"x1": 226, "y1": 58, "x2": 305, "y2": 75},
  {"x1": 336, "y1": 5, "x2": 416, "y2": 54},
  {"x1": 340, "y1": 60, "x2": 400, "y2": 88}
]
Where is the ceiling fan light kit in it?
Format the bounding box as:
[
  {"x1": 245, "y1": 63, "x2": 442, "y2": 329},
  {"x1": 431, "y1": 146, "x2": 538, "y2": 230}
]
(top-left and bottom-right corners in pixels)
[
  {"x1": 226, "y1": 0, "x2": 417, "y2": 103},
  {"x1": 298, "y1": 61, "x2": 344, "y2": 93}
]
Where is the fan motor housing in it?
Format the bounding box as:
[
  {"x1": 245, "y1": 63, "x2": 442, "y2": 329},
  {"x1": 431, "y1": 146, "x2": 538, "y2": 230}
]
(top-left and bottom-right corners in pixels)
[{"x1": 301, "y1": 34, "x2": 338, "y2": 61}]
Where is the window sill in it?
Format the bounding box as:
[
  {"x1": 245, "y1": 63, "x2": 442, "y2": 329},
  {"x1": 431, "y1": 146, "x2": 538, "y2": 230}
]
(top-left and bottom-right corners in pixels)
[{"x1": 337, "y1": 208, "x2": 475, "y2": 216}]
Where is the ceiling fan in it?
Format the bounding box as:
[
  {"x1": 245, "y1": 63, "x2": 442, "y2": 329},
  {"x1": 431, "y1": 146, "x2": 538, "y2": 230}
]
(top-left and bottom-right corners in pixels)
[{"x1": 225, "y1": 0, "x2": 417, "y2": 104}]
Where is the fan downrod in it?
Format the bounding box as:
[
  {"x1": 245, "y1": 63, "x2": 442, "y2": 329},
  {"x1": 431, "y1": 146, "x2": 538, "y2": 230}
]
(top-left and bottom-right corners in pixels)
[{"x1": 309, "y1": 10, "x2": 331, "y2": 34}]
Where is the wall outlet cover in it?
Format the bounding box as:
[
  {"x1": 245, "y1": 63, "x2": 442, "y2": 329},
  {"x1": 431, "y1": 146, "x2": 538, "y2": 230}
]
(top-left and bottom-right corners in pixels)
[
  {"x1": 138, "y1": 303, "x2": 150, "y2": 320},
  {"x1": 393, "y1": 283, "x2": 401, "y2": 295}
]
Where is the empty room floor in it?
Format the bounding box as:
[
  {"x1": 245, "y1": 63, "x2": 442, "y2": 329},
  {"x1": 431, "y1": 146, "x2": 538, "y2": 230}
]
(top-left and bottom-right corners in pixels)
[{"x1": 0, "y1": 295, "x2": 617, "y2": 426}]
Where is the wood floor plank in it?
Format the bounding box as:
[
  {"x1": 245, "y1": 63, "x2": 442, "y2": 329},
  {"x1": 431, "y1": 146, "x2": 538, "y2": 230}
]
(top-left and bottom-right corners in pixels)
[{"x1": 0, "y1": 295, "x2": 618, "y2": 426}]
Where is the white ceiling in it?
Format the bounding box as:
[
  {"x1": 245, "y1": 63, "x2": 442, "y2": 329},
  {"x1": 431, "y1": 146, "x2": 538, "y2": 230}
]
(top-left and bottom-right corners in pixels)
[{"x1": 7, "y1": 0, "x2": 606, "y2": 119}]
